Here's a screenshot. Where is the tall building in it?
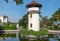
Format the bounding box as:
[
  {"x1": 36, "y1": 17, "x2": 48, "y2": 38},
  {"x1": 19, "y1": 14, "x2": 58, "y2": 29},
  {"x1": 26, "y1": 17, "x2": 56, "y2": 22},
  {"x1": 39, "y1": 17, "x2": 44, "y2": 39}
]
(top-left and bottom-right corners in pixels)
[
  {"x1": 0, "y1": 16, "x2": 8, "y2": 23},
  {"x1": 26, "y1": 0, "x2": 42, "y2": 31}
]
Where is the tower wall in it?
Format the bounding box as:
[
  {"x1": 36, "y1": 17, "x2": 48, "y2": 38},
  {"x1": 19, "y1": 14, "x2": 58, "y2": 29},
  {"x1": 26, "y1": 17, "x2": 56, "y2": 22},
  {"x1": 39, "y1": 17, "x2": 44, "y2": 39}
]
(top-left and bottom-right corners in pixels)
[
  {"x1": 28, "y1": 7, "x2": 39, "y2": 11},
  {"x1": 28, "y1": 7, "x2": 40, "y2": 31}
]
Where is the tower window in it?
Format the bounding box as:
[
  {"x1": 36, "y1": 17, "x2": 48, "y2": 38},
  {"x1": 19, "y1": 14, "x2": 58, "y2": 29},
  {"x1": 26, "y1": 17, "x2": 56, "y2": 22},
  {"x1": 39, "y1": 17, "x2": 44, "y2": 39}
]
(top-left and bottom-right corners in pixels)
[
  {"x1": 30, "y1": 14, "x2": 32, "y2": 18},
  {"x1": 30, "y1": 23, "x2": 32, "y2": 28}
]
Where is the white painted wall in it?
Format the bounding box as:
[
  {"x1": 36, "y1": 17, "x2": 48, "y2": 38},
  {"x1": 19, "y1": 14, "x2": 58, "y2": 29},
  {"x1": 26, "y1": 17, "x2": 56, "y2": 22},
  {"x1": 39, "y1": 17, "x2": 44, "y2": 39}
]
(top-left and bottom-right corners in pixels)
[
  {"x1": 28, "y1": 14, "x2": 40, "y2": 31},
  {"x1": 28, "y1": 7, "x2": 40, "y2": 31},
  {"x1": 0, "y1": 16, "x2": 8, "y2": 23},
  {"x1": 28, "y1": 7, "x2": 39, "y2": 12}
]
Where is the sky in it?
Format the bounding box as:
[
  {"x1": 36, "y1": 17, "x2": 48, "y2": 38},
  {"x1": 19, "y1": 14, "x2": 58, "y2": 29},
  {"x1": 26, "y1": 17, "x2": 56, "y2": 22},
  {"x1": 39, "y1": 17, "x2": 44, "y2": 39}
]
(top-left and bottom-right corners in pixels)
[{"x1": 0, "y1": 0, "x2": 60, "y2": 23}]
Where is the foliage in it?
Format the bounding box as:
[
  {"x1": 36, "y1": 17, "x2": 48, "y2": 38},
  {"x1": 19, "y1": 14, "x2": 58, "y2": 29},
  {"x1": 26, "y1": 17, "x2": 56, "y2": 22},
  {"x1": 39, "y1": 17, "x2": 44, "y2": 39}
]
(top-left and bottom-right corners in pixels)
[
  {"x1": 0, "y1": 23, "x2": 16, "y2": 30},
  {"x1": 18, "y1": 14, "x2": 28, "y2": 28},
  {"x1": 48, "y1": 34, "x2": 54, "y2": 38},
  {"x1": 40, "y1": 16, "x2": 48, "y2": 28},
  {"x1": 40, "y1": 20, "x2": 43, "y2": 28},
  {"x1": 0, "y1": 34, "x2": 16, "y2": 38},
  {"x1": 40, "y1": 8, "x2": 60, "y2": 30},
  {"x1": 51, "y1": 9, "x2": 60, "y2": 21},
  {"x1": 3, "y1": 15, "x2": 8, "y2": 18},
  {"x1": 0, "y1": 25, "x2": 4, "y2": 30},
  {"x1": 46, "y1": 8, "x2": 60, "y2": 30},
  {"x1": 48, "y1": 18, "x2": 54, "y2": 26},
  {"x1": 20, "y1": 28, "x2": 48, "y2": 36},
  {"x1": 5, "y1": 0, "x2": 23, "y2": 5}
]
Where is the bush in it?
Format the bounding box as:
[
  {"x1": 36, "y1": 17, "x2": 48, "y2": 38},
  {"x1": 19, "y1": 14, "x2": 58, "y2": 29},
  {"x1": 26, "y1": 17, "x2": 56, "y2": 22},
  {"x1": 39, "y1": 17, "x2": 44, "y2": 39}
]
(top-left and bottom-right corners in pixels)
[
  {"x1": 20, "y1": 28, "x2": 48, "y2": 36},
  {"x1": 48, "y1": 26, "x2": 60, "y2": 30},
  {"x1": 0, "y1": 23, "x2": 16, "y2": 30}
]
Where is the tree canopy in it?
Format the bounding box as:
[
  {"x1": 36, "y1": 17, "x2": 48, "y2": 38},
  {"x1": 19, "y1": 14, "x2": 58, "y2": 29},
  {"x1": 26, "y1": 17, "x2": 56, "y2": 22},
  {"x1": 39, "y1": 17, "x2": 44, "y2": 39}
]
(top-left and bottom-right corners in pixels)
[
  {"x1": 51, "y1": 9, "x2": 60, "y2": 21},
  {"x1": 5, "y1": 0, "x2": 23, "y2": 5},
  {"x1": 18, "y1": 13, "x2": 28, "y2": 28}
]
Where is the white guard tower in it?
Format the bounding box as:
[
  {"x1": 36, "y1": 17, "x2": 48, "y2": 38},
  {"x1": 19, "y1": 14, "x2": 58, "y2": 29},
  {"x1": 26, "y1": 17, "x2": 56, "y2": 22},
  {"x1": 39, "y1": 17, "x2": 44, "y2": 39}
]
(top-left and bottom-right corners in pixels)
[{"x1": 26, "y1": 0, "x2": 42, "y2": 31}]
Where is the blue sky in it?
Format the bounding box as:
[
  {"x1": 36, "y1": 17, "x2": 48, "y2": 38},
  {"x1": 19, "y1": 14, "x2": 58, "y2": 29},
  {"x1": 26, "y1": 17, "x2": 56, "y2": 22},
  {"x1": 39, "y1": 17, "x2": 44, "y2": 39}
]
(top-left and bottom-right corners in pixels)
[{"x1": 0, "y1": 0, "x2": 60, "y2": 23}]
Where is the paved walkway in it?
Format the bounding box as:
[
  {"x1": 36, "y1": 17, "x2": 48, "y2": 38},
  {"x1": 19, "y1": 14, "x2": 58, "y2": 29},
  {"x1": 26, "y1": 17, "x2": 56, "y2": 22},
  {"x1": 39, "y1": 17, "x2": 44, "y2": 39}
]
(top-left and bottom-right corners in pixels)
[
  {"x1": 48, "y1": 30, "x2": 60, "y2": 34},
  {"x1": 0, "y1": 27, "x2": 20, "y2": 34},
  {"x1": 0, "y1": 30, "x2": 20, "y2": 34}
]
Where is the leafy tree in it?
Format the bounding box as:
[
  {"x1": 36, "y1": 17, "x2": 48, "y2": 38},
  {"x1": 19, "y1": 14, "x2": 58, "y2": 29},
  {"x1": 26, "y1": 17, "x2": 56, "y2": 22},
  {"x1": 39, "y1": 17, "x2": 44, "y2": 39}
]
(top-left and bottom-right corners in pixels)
[
  {"x1": 47, "y1": 18, "x2": 54, "y2": 26},
  {"x1": 50, "y1": 9, "x2": 60, "y2": 26},
  {"x1": 18, "y1": 14, "x2": 28, "y2": 28},
  {"x1": 3, "y1": 15, "x2": 8, "y2": 18},
  {"x1": 52, "y1": 9, "x2": 60, "y2": 21},
  {"x1": 5, "y1": 0, "x2": 23, "y2": 5},
  {"x1": 47, "y1": 9, "x2": 60, "y2": 29},
  {"x1": 41, "y1": 16, "x2": 48, "y2": 29}
]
